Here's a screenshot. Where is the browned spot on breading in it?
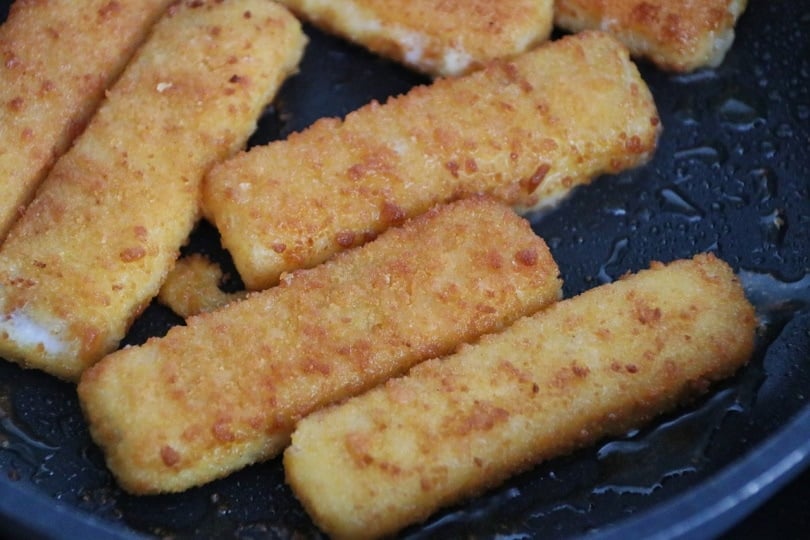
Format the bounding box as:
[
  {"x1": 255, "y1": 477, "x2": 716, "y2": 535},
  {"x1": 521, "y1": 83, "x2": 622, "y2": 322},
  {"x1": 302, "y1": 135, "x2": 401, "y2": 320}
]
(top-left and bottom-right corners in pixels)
[
  {"x1": 449, "y1": 401, "x2": 510, "y2": 436},
  {"x1": 120, "y1": 246, "x2": 146, "y2": 262},
  {"x1": 212, "y1": 418, "x2": 235, "y2": 442},
  {"x1": 335, "y1": 231, "x2": 356, "y2": 247},
  {"x1": 345, "y1": 432, "x2": 374, "y2": 468},
  {"x1": 515, "y1": 248, "x2": 538, "y2": 266},
  {"x1": 572, "y1": 363, "x2": 590, "y2": 378},
  {"x1": 160, "y1": 445, "x2": 181, "y2": 467},
  {"x1": 521, "y1": 163, "x2": 551, "y2": 193},
  {"x1": 98, "y1": 1, "x2": 121, "y2": 18},
  {"x1": 636, "y1": 302, "x2": 662, "y2": 325},
  {"x1": 7, "y1": 97, "x2": 24, "y2": 111},
  {"x1": 380, "y1": 201, "x2": 406, "y2": 226},
  {"x1": 445, "y1": 160, "x2": 460, "y2": 178}
]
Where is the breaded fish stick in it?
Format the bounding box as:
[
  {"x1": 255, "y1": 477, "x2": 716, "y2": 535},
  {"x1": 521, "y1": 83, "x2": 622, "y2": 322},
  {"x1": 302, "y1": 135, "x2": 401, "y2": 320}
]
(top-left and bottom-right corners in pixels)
[
  {"x1": 285, "y1": 253, "x2": 756, "y2": 540},
  {"x1": 554, "y1": 0, "x2": 748, "y2": 72},
  {"x1": 0, "y1": 0, "x2": 175, "y2": 242},
  {"x1": 0, "y1": 0, "x2": 307, "y2": 380},
  {"x1": 276, "y1": 0, "x2": 554, "y2": 77},
  {"x1": 78, "y1": 198, "x2": 563, "y2": 494},
  {"x1": 204, "y1": 31, "x2": 660, "y2": 291}
]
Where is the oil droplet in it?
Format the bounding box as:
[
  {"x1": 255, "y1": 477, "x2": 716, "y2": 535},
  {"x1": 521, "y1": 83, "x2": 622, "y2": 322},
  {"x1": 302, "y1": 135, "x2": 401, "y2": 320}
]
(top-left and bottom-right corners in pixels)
[
  {"x1": 718, "y1": 97, "x2": 765, "y2": 131},
  {"x1": 585, "y1": 267, "x2": 810, "y2": 503},
  {"x1": 738, "y1": 269, "x2": 810, "y2": 317},
  {"x1": 603, "y1": 206, "x2": 627, "y2": 218},
  {"x1": 672, "y1": 95, "x2": 700, "y2": 126},
  {"x1": 748, "y1": 167, "x2": 778, "y2": 203},
  {"x1": 758, "y1": 209, "x2": 787, "y2": 247},
  {"x1": 674, "y1": 143, "x2": 728, "y2": 167},
  {"x1": 759, "y1": 140, "x2": 777, "y2": 159},
  {"x1": 592, "y1": 387, "x2": 739, "y2": 498},
  {"x1": 597, "y1": 237, "x2": 629, "y2": 284},
  {"x1": 0, "y1": 415, "x2": 59, "y2": 471},
  {"x1": 0, "y1": 401, "x2": 59, "y2": 454},
  {"x1": 775, "y1": 123, "x2": 794, "y2": 138},
  {"x1": 658, "y1": 187, "x2": 704, "y2": 222},
  {"x1": 671, "y1": 70, "x2": 719, "y2": 85}
]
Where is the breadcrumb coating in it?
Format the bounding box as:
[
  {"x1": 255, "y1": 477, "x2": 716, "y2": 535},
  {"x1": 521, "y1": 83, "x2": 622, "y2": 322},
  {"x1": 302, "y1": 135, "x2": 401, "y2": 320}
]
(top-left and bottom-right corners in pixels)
[
  {"x1": 78, "y1": 198, "x2": 562, "y2": 494},
  {"x1": 555, "y1": 0, "x2": 748, "y2": 72},
  {"x1": 0, "y1": 0, "x2": 306, "y2": 379},
  {"x1": 0, "y1": 0, "x2": 175, "y2": 241},
  {"x1": 285, "y1": 253, "x2": 756, "y2": 539},
  {"x1": 277, "y1": 0, "x2": 553, "y2": 76},
  {"x1": 204, "y1": 31, "x2": 660, "y2": 290}
]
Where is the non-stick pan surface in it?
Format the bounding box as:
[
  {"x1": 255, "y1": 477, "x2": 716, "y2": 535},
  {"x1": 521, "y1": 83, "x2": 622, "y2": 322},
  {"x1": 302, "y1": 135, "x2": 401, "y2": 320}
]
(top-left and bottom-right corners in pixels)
[{"x1": 1, "y1": 1, "x2": 809, "y2": 538}]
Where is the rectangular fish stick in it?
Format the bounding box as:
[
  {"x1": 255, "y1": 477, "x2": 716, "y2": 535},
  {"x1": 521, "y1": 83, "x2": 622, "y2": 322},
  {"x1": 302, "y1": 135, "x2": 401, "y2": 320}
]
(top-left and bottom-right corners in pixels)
[
  {"x1": 0, "y1": 0, "x2": 307, "y2": 380},
  {"x1": 0, "y1": 0, "x2": 175, "y2": 242},
  {"x1": 203, "y1": 30, "x2": 661, "y2": 291},
  {"x1": 276, "y1": 0, "x2": 554, "y2": 77},
  {"x1": 284, "y1": 253, "x2": 756, "y2": 540},
  {"x1": 554, "y1": 0, "x2": 748, "y2": 72},
  {"x1": 78, "y1": 198, "x2": 563, "y2": 494}
]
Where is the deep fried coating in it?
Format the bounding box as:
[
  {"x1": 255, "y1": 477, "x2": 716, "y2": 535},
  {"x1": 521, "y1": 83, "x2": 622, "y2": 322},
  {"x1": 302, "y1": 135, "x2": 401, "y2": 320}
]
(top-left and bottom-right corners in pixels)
[
  {"x1": 0, "y1": 0, "x2": 306, "y2": 380},
  {"x1": 0, "y1": 0, "x2": 175, "y2": 242},
  {"x1": 284, "y1": 253, "x2": 756, "y2": 539},
  {"x1": 204, "y1": 31, "x2": 660, "y2": 290},
  {"x1": 157, "y1": 254, "x2": 246, "y2": 319},
  {"x1": 276, "y1": 0, "x2": 553, "y2": 77},
  {"x1": 78, "y1": 198, "x2": 563, "y2": 494},
  {"x1": 554, "y1": 0, "x2": 748, "y2": 72}
]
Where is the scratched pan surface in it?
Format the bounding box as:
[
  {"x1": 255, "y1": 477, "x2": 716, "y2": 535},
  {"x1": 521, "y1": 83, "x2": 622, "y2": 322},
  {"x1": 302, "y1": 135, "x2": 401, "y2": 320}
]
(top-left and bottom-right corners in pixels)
[{"x1": 1, "y1": 1, "x2": 809, "y2": 539}]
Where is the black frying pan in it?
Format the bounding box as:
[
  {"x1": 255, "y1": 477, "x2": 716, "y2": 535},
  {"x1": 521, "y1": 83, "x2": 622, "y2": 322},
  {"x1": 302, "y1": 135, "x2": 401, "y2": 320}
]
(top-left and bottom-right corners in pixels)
[{"x1": 1, "y1": 1, "x2": 809, "y2": 538}]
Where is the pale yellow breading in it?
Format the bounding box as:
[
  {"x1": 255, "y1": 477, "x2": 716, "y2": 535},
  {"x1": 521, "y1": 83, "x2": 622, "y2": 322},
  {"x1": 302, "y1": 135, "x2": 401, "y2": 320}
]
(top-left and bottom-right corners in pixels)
[
  {"x1": 284, "y1": 253, "x2": 756, "y2": 540},
  {"x1": 157, "y1": 254, "x2": 246, "y2": 319},
  {"x1": 204, "y1": 31, "x2": 661, "y2": 291},
  {"x1": 277, "y1": 0, "x2": 554, "y2": 77},
  {"x1": 554, "y1": 0, "x2": 748, "y2": 72},
  {"x1": 0, "y1": 0, "x2": 307, "y2": 380},
  {"x1": 0, "y1": 0, "x2": 175, "y2": 242},
  {"x1": 77, "y1": 198, "x2": 563, "y2": 494}
]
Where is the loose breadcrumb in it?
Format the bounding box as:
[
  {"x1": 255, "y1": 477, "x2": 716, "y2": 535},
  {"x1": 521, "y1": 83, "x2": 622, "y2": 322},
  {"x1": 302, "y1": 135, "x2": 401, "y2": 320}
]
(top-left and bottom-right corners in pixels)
[{"x1": 157, "y1": 254, "x2": 246, "y2": 318}]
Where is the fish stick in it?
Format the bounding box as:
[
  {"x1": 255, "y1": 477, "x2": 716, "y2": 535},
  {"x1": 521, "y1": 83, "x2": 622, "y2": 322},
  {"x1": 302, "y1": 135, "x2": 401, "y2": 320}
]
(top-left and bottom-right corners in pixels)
[
  {"x1": 203, "y1": 31, "x2": 661, "y2": 291},
  {"x1": 276, "y1": 0, "x2": 554, "y2": 77},
  {"x1": 284, "y1": 253, "x2": 756, "y2": 540},
  {"x1": 554, "y1": 0, "x2": 748, "y2": 72},
  {"x1": 0, "y1": 0, "x2": 307, "y2": 380},
  {"x1": 0, "y1": 0, "x2": 176, "y2": 242},
  {"x1": 78, "y1": 198, "x2": 563, "y2": 494}
]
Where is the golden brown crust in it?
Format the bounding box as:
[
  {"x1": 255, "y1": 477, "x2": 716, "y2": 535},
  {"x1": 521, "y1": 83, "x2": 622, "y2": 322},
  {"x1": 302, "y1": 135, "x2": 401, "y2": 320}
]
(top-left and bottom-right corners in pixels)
[
  {"x1": 204, "y1": 31, "x2": 661, "y2": 290},
  {"x1": 78, "y1": 198, "x2": 563, "y2": 494},
  {"x1": 277, "y1": 0, "x2": 554, "y2": 76},
  {"x1": 0, "y1": 0, "x2": 306, "y2": 380},
  {"x1": 157, "y1": 254, "x2": 246, "y2": 319},
  {"x1": 284, "y1": 253, "x2": 756, "y2": 539},
  {"x1": 0, "y1": 0, "x2": 176, "y2": 242},
  {"x1": 554, "y1": 0, "x2": 748, "y2": 71}
]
